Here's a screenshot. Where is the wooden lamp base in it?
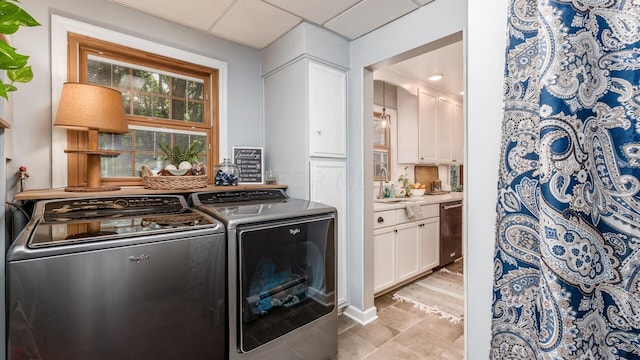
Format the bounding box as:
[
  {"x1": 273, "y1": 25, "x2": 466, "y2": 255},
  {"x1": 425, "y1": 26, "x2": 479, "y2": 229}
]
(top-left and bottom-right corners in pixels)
[{"x1": 63, "y1": 129, "x2": 121, "y2": 192}]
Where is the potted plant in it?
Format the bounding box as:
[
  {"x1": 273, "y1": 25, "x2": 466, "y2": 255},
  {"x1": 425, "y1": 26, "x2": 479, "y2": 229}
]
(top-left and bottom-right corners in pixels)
[
  {"x1": 0, "y1": 0, "x2": 40, "y2": 99},
  {"x1": 158, "y1": 139, "x2": 205, "y2": 176},
  {"x1": 397, "y1": 166, "x2": 412, "y2": 197}
]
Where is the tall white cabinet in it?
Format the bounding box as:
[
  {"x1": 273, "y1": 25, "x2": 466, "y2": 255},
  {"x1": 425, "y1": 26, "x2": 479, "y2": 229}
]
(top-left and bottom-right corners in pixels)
[{"x1": 263, "y1": 30, "x2": 349, "y2": 306}]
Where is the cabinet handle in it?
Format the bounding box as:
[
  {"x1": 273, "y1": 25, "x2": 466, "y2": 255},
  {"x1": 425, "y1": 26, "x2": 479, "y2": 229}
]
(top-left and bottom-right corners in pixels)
[
  {"x1": 443, "y1": 204, "x2": 463, "y2": 210},
  {"x1": 377, "y1": 217, "x2": 384, "y2": 223},
  {"x1": 394, "y1": 229, "x2": 398, "y2": 233},
  {"x1": 315, "y1": 129, "x2": 322, "y2": 134}
]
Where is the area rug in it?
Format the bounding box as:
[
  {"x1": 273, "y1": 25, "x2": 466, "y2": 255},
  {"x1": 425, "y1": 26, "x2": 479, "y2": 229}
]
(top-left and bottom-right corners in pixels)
[{"x1": 392, "y1": 268, "x2": 464, "y2": 323}]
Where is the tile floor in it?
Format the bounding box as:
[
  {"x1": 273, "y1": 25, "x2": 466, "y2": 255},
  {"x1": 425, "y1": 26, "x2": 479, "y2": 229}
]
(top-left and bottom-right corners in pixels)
[{"x1": 334, "y1": 260, "x2": 464, "y2": 360}]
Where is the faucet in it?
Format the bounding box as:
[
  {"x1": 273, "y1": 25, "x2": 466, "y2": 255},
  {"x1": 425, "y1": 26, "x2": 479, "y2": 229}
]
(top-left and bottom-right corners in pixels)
[{"x1": 377, "y1": 167, "x2": 388, "y2": 199}]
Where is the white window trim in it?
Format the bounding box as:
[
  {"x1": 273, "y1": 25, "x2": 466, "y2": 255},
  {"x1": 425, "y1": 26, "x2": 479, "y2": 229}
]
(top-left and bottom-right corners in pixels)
[{"x1": 50, "y1": 14, "x2": 229, "y2": 188}]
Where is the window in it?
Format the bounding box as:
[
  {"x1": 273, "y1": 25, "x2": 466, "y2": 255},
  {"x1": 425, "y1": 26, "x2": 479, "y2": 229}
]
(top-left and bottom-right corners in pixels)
[
  {"x1": 66, "y1": 33, "x2": 219, "y2": 186},
  {"x1": 373, "y1": 111, "x2": 391, "y2": 181}
]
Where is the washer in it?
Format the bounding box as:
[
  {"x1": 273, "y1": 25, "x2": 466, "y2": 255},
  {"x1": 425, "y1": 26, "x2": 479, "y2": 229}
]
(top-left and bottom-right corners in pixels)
[
  {"x1": 6, "y1": 195, "x2": 226, "y2": 360},
  {"x1": 191, "y1": 189, "x2": 337, "y2": 360}
]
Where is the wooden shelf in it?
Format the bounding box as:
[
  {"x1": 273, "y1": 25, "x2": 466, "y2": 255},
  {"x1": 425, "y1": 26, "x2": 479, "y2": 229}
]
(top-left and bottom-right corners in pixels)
[{"x1": 14, "y1": 184, "x2": 289, "y2": 201}]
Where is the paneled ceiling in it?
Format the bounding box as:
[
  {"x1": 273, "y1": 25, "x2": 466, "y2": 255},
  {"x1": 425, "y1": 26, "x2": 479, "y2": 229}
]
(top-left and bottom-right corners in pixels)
[{"x1": 110, "y1": 0, "x2": 462, "y2": 95}]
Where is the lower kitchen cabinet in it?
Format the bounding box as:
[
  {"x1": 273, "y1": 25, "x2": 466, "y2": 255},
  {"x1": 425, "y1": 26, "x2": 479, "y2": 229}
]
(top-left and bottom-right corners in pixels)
[
  {"x1": 419, "y1": 217, "x2": 440, "y2": 272},
  {"x1": 373, "y1": 227, "x2": 396, "y2": 293},
  {"x1": 396, "y1": 222, "x2": 420, "y2": 282},
  {"x1": 373, "y1": 205, "x2": 440, "y2": 294}
]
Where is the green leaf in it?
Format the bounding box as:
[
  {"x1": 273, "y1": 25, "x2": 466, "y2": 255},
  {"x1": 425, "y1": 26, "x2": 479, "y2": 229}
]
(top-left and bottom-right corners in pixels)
[
  {"x1": 0, "y1": 1, "x2": 22, "y2": 34},
  {"x1": 0, "y1": 78, "x2": 7, "y2": 99},
  {"x1": 5, "y1": 83, "x2": 16, "y2": 92},
  {"x1": 0, "y1": 40, "x2": 27, "y2": 69},
  {"x1": 8, "y1": 65, "x2": 31, "y2": 82}
]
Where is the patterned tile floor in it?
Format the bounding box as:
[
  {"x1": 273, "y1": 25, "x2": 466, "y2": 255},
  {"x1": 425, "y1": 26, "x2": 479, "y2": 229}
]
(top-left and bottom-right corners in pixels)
[{"x1": 334, "y1": 260, "x2": 464, "y2": 360}]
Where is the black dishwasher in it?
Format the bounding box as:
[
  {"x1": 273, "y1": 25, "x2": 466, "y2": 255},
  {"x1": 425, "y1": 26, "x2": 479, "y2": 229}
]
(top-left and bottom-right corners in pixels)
[{"x1": 440, "y1": 201, "x2": 463, "y2": 266}]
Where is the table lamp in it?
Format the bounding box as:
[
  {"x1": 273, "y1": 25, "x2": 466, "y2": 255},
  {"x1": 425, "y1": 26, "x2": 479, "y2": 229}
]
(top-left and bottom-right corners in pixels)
[{"x1": 54, "y1": 82, "x2": 128, "y2": 192}]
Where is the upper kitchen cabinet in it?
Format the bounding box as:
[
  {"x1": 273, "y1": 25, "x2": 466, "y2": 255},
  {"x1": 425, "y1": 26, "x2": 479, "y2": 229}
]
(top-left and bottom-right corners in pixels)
[
  {"x1": 397, "y1": 85, "x2": 463, "y2": 165},
  {"x1": 436, "y1": 96, "x2": 454, "y2": 163},
  {"x1": 452, "y1": 102, "x2": 464, "y2": 163},
  {"x1": 309, "y1": 63, "x2": 347, "y2": 158}
]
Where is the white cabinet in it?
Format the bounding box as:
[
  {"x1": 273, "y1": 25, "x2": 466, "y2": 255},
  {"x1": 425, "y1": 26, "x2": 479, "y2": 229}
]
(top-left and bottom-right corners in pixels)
[
  {"x1": 373, "y1": 227, "x2": 396, "y2": 293},
  {"x1": 437, "y1": 97, "x2": 454, "y2": 163},
  {"x1": 418, "y1": 89, "x2": 438, "y2": 163},
  {"x1": 310, "y1": 160, "x2": 347, "y2": 305},
  {"x1": 397, "y1": 87, "x2": 463, "y2": 164},
  {"x1": 419, "y1": 217, "x2": 440, "y2": 272},
  {"x1": 373, "y1": 204, "x2": 440, "y2": 294},
  {"x1": 265, "y1": 59, "x2": 348, "y2": 306},
  {"x1": 452, "y1": 101, "x2": 464, "y2": 163},
  {"x1": 309, "y1": 63, "x2": 346, "y2": 158},
  {"x1": 395, "y1": 222, "x2": 420, "y2": 282},
  {"x1": 397, "y1": 88, "x2": 419, "y2": 163}
]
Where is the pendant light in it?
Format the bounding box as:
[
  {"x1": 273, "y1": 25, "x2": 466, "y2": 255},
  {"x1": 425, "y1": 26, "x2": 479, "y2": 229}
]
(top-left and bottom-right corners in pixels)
[{"x1": 380, "y1": 81, "x2": 389, "y2": 128}]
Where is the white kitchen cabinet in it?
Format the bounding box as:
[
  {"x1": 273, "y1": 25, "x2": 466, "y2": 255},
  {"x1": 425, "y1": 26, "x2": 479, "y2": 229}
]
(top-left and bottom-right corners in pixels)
[
  {"x1": 397, "y1": 87, "x2": 419, "y2": 163},
  {"x1": 373, "y1": 204, "x2": 440, "y2": 294},
  {"x1": 437, "y1": 97, "x2": 454, "y2": 163},
  {"x1": 309, "y1": 63, "x2": 346, "y2": 158},
  {"x1": 452, "y1": 101, "x2": 464, "y2": 163},
  {"x1": 395, "y1": 222, "x2": 420, "y2": 282},
  {"x1": 419, "y1": 217, "x2": 440, "y2": 272},
  {"x1": 398, "y1": 88, "x2": 463, "y2": 165},
  {"x1": 373, "y1": 227, "x2": 396, "y2": 293},
  {"x1": 418, "y1": 89, "x2": 438, "y2": 163}
]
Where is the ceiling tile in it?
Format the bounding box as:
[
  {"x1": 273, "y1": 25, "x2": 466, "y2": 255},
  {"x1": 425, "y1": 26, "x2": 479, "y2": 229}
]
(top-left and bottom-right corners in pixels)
[
  {"x1": 261, "y1": 0, "x2": 361, "y2": 25},
  {"x1": 111, "y1": 0, "x2": 234, "y2": 32},
  {"x1": 210, "y1": 0, "x2": 301, "y2": 48},
  {"x1": 324, "y1": 0, "x2": 418, "y2": 39}
]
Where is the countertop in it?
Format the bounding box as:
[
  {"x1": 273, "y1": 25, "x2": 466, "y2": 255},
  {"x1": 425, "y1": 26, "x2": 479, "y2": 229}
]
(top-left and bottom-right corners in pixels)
[{"x1": 373, "y1": 192, "x2": 464, "y2": 211}]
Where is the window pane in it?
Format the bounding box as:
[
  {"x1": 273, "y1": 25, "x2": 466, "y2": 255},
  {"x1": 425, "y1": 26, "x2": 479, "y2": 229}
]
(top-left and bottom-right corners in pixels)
[
  {"x1": 98, "y1": 126, "x2": 208, "y2": 178},
  {"x1": 88, "y1": 55, "x2": 205, "y2": 124},
  {"x1": 171, "y1": 100, "x2": 204, "y2": 123}
]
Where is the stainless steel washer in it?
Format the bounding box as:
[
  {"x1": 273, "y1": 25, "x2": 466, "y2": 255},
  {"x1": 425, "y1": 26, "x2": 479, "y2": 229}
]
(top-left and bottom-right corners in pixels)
[
  {"x1": 6, "y1": 195, "x2": 226, "y2": 360},
  {"x1": 190, "y1": 189, "x2": 337, "y2": 360}
]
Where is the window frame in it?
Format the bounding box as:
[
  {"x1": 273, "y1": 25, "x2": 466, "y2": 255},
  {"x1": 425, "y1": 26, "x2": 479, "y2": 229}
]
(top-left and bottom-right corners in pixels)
[
  {"x1": 373, "y1": 111, "x2": 391, "y2": 181},
  {"x1": 65, "y1": 33, "x2": 218, "y2": 187},
  {"x1": 51, "y1": 15, "x2": 229, "y2": 189}
]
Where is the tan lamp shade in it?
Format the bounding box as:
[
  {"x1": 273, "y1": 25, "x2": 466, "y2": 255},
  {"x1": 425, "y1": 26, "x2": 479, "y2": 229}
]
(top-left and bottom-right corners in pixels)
[
  {"x1": 54, "y1": 82, "x2": 128, "y2": 133},
  {"x1": 54, "y1": 82, "x2": 128, "y2": 192}
]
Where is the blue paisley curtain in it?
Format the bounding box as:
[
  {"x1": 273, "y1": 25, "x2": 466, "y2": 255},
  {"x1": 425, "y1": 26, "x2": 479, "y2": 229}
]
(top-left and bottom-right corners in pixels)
[{"x1": 491, "y1": 0, "x2": 640, "y2": 359}]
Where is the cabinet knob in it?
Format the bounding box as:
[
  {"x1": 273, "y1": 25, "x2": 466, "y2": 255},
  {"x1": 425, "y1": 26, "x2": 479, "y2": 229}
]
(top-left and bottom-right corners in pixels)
[
  {"x1": 315, "y1": 129, "x2": 322, "y2": 135},
  {"x1": 377, "y1": 217, "x2": 384, "y2": 223}
]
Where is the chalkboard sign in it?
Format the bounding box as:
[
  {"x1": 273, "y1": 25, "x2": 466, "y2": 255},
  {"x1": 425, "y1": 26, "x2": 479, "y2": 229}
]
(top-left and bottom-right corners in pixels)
[{"x1": 232, "y1": 146, "x2": 264, "y2": 184}]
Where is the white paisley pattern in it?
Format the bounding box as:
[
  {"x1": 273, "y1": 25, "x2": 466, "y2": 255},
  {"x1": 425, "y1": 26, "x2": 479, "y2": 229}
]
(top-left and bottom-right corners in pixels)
[{"x1": 492, "y1": 0, "x2": 640, "y2": 359}]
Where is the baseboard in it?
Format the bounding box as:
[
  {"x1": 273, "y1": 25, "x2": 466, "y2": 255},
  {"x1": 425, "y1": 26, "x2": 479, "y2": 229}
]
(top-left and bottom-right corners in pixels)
[{"x1": 341, "y1": 305, "x2": 378, "y2": 326}]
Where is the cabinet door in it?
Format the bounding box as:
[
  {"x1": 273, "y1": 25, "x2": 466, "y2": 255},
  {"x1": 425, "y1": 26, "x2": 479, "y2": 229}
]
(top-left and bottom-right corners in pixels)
[
  {"x1": 309, "y1": 62, "x2": 346, "y2": 158},
  {"x1": 452, "y1": 102, "x2": 464, "y2": 163},
  {"x1": 373, "y1": 227, "x2": 396, "y2": 294},
  {"x1": 395, "y1": 222, "x2": 420, "y2": 282},
  {"x1": 437, "y1": 97, "x2": 454, "y2": 163},
  {"x1": 419, "y1": 217, "x2": 440, "y2": 272},
  {"x1": 418, "y1": 89, "x2": 438, "y2": 163},
  {"x1": 310, "y1": 160, "x2": 347, "y2": 305},
  {"x1": 397, "y1": 87, "x2": 419, "y2": 163}
]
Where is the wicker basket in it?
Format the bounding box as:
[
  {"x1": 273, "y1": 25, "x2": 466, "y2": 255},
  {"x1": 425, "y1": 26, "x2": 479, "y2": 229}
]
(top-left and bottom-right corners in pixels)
[{"x1": 140, "y1": 164, "x2": 208, "y2": 190}]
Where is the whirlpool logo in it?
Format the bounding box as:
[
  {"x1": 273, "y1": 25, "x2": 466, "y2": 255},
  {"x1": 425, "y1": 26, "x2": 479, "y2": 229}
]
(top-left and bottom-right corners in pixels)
[{"x1": 289, "y1": 228, "x2": 301, "y2": 235}]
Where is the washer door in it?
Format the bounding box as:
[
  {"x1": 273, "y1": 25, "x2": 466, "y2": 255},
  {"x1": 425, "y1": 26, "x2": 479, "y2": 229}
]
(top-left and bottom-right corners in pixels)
[{"x1": 237, "y1": 215, "x2": 335, "y2": 352}]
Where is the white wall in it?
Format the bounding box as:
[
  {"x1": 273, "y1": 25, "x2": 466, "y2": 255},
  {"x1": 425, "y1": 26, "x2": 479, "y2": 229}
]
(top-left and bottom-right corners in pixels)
[
  {"x1": 347, "y1": 0, "x2": 466, "y2": 324},
  {"x1": 467, "y1": 0, "x2": 508, "y2": 358},
  {"x1": 10, "y1": 0, "x2": 263, "y2": 196}
]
